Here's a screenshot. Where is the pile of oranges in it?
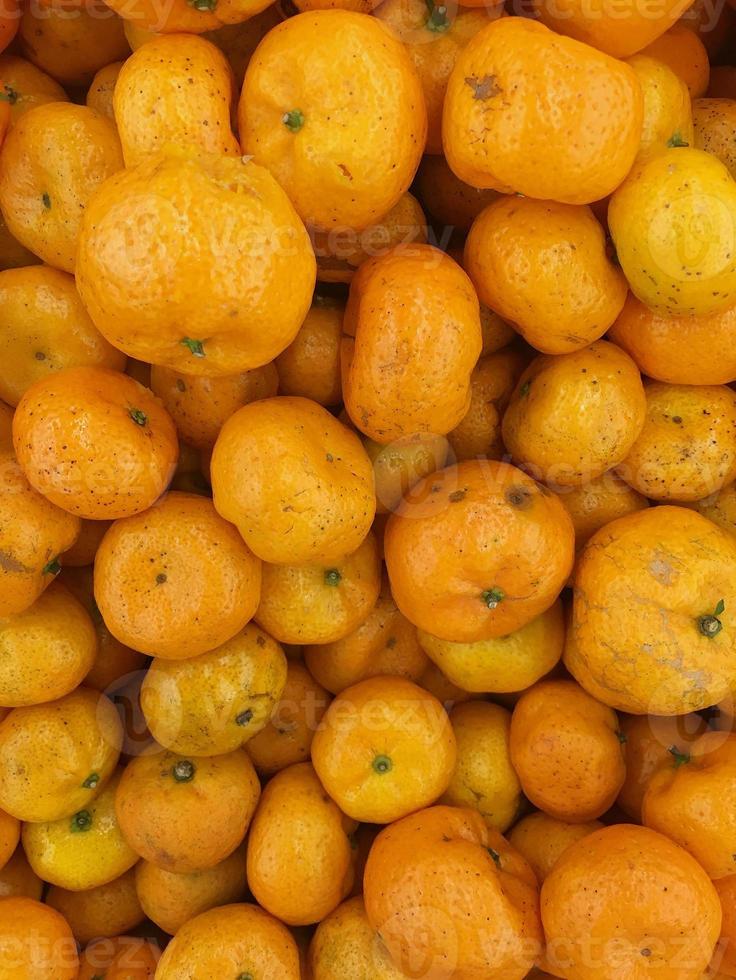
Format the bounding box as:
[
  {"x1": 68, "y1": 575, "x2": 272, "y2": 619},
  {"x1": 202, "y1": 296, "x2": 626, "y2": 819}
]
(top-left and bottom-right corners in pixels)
[{"x1": 1, "y1": 0, "x2": 736, "y2": 975}]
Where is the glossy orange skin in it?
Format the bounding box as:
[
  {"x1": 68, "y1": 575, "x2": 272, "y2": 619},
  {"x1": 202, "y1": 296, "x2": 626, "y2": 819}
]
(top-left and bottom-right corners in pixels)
[
  {"x1": 509, "y1": 679, "x2": 626, "y2": 823},
  {"x1": 106, "y1": 0, "x2": 274, "y2": 32},
  {"x1": 364, "y1": 805, "x2": 543, "y2": 980},
  {"x1": 541, "y1": 825, "x2": 721, "y2": 980},
  {"x1": 531, "y1": 0, "x2": 693, "y2": 57},
  {"x1": 566, "y1": 506, "x2": 736, "y2": 715},
  {"x1": 465, "y1": 198, "x2": 627, "y2": 355},
  {"x1": 136, "y1": 843, "x2": 247, "y2": 935},
  {"x1": 629, "y1": 55, "x2": 694, "y2": 161},
  {"x1": 365, "y1": 431, "x2": 450, "y2": 514},
  {"x1": 415, "y1": 153, "x2": 501, "y2": 235},
  {"x1": 694, "y1": 99, "x2": 736, "y2": 181},
  {"x1": 385, "y1": 459, "x2": 574, "y2": 643},
  {"x1": 0, "y1": 811, "x2": 18, "y2": 875},
  {"x1": 77, "y1": 937, "x2": 160, "y2": 980},
  {"x1": 115, "y1": 748, "x2": 260, "y2": 873},
  {"x1": 13, "y1": 366, "x2": 178, "y2": 520},
  {"x1": 114, "y1": 35, "x2": 239, "y2": 168},
  {"x1": 311, "y1": 676, "x2": 456, "y2": 823},
  {"x1": 0, "y1": 55, "x2": 68, "y2": 124},
  {"x1": 509, "y1": 812, "x2": 603, "y2": 883},
  {"x1": 714, "y1": 876, "x2": 736, "y2": 977},
  {"x1": 47, "y1": 867, "x2": 144, "y2": 944},
  {"x1": 686, "y1": 483, "x2": 736, "y2": 537},
  {"x1": 343, "y1": 245, "x2": 482, "y2": 443},
  {"x1": 0, "y1": 581, "x2": 96, "y2": 706},
  {"x1": 212, "y1": 396, "x2": 376, "y2": 565},
  {"x1": 443, "y1": 18, "x2": 643, "y2": 204},
  {"x1": 641, "y1": 23, "x2": 710, "y2": 97},
  {"x1": 76, "y1": 150, "x2": 316, "y2": 377},
  {"x1": 447, "y1": 346, "x2": 527, "y2": 462},
  {"x1": 0, "y1": 849, "x2": 43, "y2": 902},
  {"x1": 308, "y1": 895, "x2": 407, "y2": 980},
  {"x1": 94, "y1": 491, "x2": 261, "y2": 659},
  {"x1": 150, "y1": 362, "x2": 278, "y2": 452},
  {"x1": 246, "y1": 762, "x2": 354, "y2": 926},
  {"x1": 643, "y1": 732, "x2": 736, "y2": 878},
  {"x1": 246, "y1": 660, "x2": 330, "y2": 775},
  {"x1": 0, "y1": 688, "x2": 121, "y2": 823},
  {"x1": 154, "y1": 902, "x2": 300, "y2": 980},
  {"x1": 0, "y1": 897, "x2": 79, "y2": 979},
  {"x1": 240, "y1": 11, "x2": 427, "y2": 232},
  {"x1": 376, "y1": 0, "x2": 499, "y2": 154},
  {"x1": 555, "y1": 471, "x2": 649, "y2": 554},
  {"x1": 621, "y1": 382, "x2": 736, "y2": 501},
  {"x1": 18, "y1": 1, "x2": 128, "y2": 87},
  {"x1": 0, "y1": 103, "x2": 123, "y2": 273},
  {"x1": 0, "y1": 265, "x2": 126, "y2": 406},
  {"x1": 304, "y1": 582, "x2": 428, "y2": 694},
  {"x1": 86, "y1": 62, "x2": 123, "y2": 120},
  {"x1": 0, "y1": 406, "x2": 81, "y2": 617},
  {"x1": 255, "y1": 532, "x2": 381, "y2": 645},
  {"x1": 503, "y1": 342, "x2": 647, "y2": 488},
  {"x1": 275, "y1": 297, "x2": 342, "y2": 405},
  {"x1": 609, "y1": 292, "x2": 736, "y2": 385},
  {"x1": 140, "y1": 622, "x2": 288, "y2": 757}
]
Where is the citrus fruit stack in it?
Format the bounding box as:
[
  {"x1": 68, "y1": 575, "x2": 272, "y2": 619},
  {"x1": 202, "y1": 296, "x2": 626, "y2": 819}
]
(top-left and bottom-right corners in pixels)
[{"x1": 0, "y1": 0, "x2": 736, "y2": 977}]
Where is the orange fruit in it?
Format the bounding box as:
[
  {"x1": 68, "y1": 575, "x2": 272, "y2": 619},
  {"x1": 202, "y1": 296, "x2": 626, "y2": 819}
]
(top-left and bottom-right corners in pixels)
[
  {"x1": 46, "y1": 867, "x2": 144, "y2": 944},
  {"x1": 77, "y1": 936, "x2": 160, "y2": 979},
  {"x1": 86, "y1": 61, "x2": 124, "y2": 120},
  {"x1": 94, "y1": 491, "x2": 261, "y2": 659},
  {"x1": 140, "y1": 622, "x2": 288, "y2": 756},
  {"x1": 541, "y1": 825, "x2": 721, "y2": 980},
  {"x1": 509, "y1": 812, "x2": 603, "y2": 883},
  {"x1": 0, "y1": 103, "x2": 123, "y2": 273},
  {"x1": 308, "y1": 895, "x2": 407, "y2": 979},
  {"x1": 13, "y1": 366, "x2": 178, "y2": 520},
  {"x1": 364, "y1": 805, "x2": 542, "y2": 979},
  {"x1": 239, "y1": 10, "x2": 426, "y2": 231},
  {"x1": 566, "y1": 505, "x2": 736, "y2": 714},
  {"x1": 694, "y1": 98, "x2": 736, "y2": 181},
  {"x1": 211, "y1": 396, "x2": 376, "y2": 565},
  {"x1": 0, "y1": 849, "x2": 43, "y2": 902},
  {"x1": 0, "y1": 897, "x2": 78, "y2": 979},
  {"x1": 443, "y1": 18, "x2": 643, "y2": 203},
  {"x1": 246, "y1": 762, "x2": 354, "y2": 926},
  {"x1": 641, "y1": 23, "x2": 710, "y2": 98},
  {"x1": 311, "y1": 676, "x2": 456, "y2": 823},
  {"x1": 115, "y1": 748, "x2": 260, "y2": 873},
  {"x1": 385, "y1": 459, "x2": 574, "y2": 642},
  {"x1": 275, "y1": 296, "x2": 343, "y2": 406},
  {"x1": 555, "y1": 471, "x2": 649, "y2": 554},
  {"x1": 502, "y1": 341, "x2": 646, "y2": 488},
  {"x1": 0, "y1": 54, "x2": 68, "y2": 123},
  {"x1": 365, "y1": 432, "x2": 450, "y2": 515},
  {"x1": 114, "y1": 35, "x2": 239, "y2": 167},
  {"x1": 714, "y1": 875, "x2": 736, "y2": 977},
  {"x1": 135, "y1": 843, "x2": 247, "y2": 936},
  {"x1": 627, "y1": 54, "x2": 693, "y2": 159},
  {"x1": 76, "y1": 149, "x2": 316, "y2": 376},
  {"x1": 61, "y1": 519, "x2": 112, "y2": 568},
  {"x1": 415, "y1": 153, "x2": 501, "y2": 235},
  {"x1": 154, "y1": 903, "x2": 300, "y2": 980},
  {"x1": 464, "y1": 197, "x2": 627, "y2": 355}
]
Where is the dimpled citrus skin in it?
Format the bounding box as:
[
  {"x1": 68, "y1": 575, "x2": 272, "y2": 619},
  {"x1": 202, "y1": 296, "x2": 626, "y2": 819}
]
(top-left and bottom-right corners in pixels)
[
  {"x1": 154, "y1": 903, "x2": 300, "y2": 980},
  {"x1": 620, "y1": 382, "x2": 736, "y2": 501},
  {"x1": 0, "y1": 582, "x2": 96, "y2": 707},
  {"x1": 509, "y1": 813, "x2": 603, "y2": 883},
  {"x1": 94, "y1": 492, "x2": 262, "y2": 660},
  {"x1": 609, "y1": 147, "x2": 736, "y2": 316},
  {"x1": 385, "y1": 460, "x2": 575, "y2": 643},
  {"x1": 140, "y1": 622, "x2": 288, "y2": 757},
  {"x1": 46, "y1": 868, "x2": 144, "y2": 944},
  {"x1": 115, "y1": 749, "x2": 261, "y2": 874},
  {"x1": 443, "y1": 18, "x2": 643, "y2": 204},
  {"x1": 0, "y1": 55, "x2": 69, "y2": 124},
  {"x1": 694, "y1": 99, "x2": 736, "y2": 182},
  {"x1": 12, "y1": 366, "x2": 178, "y2": 520},
  {"x1": 0, "y1": 688, "x2": 122, "y2": 823},
  {"x1": 644, "y1": 23, "x2": 710, "y2": 97},
  {"x1": 114, "y1": 34, "x2": 239, "y2": 167},
  {"x1": 246, "y1": 762, "x2": 354, "y2": 926},
  {"x1": 239, "y1": 11, "x2": 427, "y2": 231},
  {"x1": 364, "y1": 805, "x2": 542, "y2": 980},
  {"x1": 502, "y1": 342, "x2": 647, "y2": 487},
  {"x1": 541, "y1": 825, "x2": 721, "y2": 980},
  {"x1": 609, "y1": 291, "x2": 736, "y2": 385},
  {"x1": 0, "y1": 103, "x2": 123, "y2": 273},
  {"x1": 0, "y1": 405, "x2": 81, "y2": 617},
  {"x1": 627, "y1": 55, "x2": 694, "y2": 160},
  {"x1": 566, "y1": 506, "x2": 736, "y2": 715},
  {"x1": 86, "y1": 62, "x2": 124, "y2": 121},
  {"x1": 464, "y1": 197, "x2": 627, "y2": 355},
  {"x1": 255, "y1": 532, "x2": 381, "y2": 645},
  {"x1": 342, "y1": 246, "x2": 482, "y2": 443},
  {"x1": 211, "y1": 396, "x2": 376, "y2": 565},
  {"x1": 0, "y1": 897, "x2": 79, "y2": 979},
  {"x1": 308, "y1": 895, "x2": 408, "y2": 980},
  {"x1": 532, "y1": 0, "x2": 694, "y2": 58},
  {"x1": 76, "y1": 150, "x2": 316, "y2": 377},
  {"x1": 0, "y1": 265, "x2": 126, "y2": 406},
  {"x1": 415, "y1": 153, "x2": 502, "y2": 235},
  {"x1": 555, "y1": 472, "x2": 649, "y2": 553},
  {"x1": 21, "y1": 771, "x2": 138, "y2": 892}
]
